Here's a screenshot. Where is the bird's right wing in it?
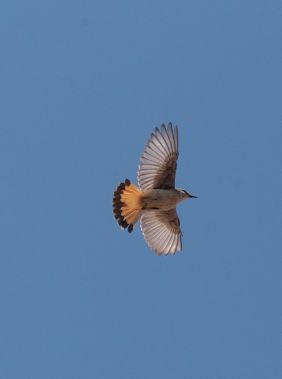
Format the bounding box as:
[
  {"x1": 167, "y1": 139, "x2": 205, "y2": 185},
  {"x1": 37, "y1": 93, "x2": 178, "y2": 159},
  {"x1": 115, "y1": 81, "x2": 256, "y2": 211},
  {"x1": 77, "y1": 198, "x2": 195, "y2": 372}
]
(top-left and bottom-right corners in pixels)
[
  {"x1": 138, "y1": 123, "x2": 179, "y2": 191},
  {"x1": 140, "y1": 208, "x2": 182, "y2": 256}
]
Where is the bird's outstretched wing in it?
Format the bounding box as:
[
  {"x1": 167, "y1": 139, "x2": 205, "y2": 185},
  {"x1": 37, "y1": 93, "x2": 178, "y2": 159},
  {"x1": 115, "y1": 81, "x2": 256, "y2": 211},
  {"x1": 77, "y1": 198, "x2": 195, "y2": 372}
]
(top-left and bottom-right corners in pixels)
[
  {"x1": 138, "y1": 123, "x2": 179, "y2": 191},
  {"x1": 140, "y1": 208, "x2": 182, "y2": 255}
]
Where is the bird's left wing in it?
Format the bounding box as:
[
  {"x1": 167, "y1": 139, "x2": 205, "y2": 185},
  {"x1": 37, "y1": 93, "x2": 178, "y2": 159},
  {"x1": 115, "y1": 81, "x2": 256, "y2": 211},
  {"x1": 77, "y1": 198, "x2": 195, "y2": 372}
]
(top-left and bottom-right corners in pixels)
[
  {"x1": 140, "y1": 208, "x2": 182, "y2": 255},
  {"x1": 138, "y1": 123, "x2": 179, "y2": 191}
]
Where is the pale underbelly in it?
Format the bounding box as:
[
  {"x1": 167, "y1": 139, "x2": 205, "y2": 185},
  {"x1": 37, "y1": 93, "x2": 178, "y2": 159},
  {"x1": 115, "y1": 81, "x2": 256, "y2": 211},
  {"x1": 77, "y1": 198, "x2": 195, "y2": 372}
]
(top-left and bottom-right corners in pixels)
[{"x1": 141, "y1": 189, "x2": 179, "y2": 211}]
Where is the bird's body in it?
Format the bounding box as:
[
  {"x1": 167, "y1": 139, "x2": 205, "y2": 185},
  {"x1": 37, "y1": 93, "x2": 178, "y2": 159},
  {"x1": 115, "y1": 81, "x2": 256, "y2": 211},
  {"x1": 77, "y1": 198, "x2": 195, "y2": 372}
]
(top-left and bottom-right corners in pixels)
[
  {"x1": 113, "y1": 123, "x2": 196, "y2": 256},
  {"x1": 141, "y1": 189, "x2": 187, "y2": 211}
]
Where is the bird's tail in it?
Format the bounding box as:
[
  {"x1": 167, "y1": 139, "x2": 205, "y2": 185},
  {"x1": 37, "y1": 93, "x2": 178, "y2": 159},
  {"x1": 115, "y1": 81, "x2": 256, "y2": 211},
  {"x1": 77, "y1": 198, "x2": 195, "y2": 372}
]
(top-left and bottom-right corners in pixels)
[{"x1": 113, "y1": 179, "x2": 142, "y2": 232}]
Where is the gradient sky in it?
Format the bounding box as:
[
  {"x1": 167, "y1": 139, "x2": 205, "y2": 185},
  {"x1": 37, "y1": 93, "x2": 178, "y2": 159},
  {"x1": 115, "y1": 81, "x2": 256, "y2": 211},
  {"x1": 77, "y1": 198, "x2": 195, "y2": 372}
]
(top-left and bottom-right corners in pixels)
[{"x1": 0, "y1": 1, "x2": 281, "y2": 378}]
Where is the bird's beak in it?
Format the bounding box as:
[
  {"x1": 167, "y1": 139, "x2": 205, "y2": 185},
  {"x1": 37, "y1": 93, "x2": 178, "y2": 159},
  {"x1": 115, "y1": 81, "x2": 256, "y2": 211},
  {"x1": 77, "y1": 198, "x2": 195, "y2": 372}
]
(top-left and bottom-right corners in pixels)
[{"x1": 189, "y1": 194, "x2": 197, "y2": 199}]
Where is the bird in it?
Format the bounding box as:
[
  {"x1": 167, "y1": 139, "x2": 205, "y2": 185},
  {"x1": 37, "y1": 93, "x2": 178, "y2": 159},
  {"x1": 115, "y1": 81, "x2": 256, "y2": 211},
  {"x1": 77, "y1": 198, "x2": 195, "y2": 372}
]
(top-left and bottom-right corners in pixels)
[{"x1": 112, "y1": 123, "x2": 196, "y2": 256}]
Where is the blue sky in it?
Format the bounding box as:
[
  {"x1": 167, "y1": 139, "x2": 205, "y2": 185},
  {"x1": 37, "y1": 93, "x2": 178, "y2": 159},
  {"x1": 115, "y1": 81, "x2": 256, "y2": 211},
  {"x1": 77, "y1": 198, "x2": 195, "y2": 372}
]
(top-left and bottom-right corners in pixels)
[{"x1": 0, "y1": 1, "x2": 281, "y2": 378}]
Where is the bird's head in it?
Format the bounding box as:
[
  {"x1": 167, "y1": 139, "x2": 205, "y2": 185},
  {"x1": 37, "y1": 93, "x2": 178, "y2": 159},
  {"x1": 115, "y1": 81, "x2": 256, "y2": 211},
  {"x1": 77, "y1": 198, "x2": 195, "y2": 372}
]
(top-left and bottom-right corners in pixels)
[{"x1": 177, "y1": 189, "x2": 198, "y2": 201}]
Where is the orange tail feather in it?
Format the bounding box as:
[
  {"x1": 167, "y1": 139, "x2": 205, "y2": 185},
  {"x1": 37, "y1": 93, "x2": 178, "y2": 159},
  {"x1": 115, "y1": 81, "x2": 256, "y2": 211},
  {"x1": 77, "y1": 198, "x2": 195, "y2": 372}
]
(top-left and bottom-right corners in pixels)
[{"x1": 113, "y1": 179, "x2": 142, "y2": 232}]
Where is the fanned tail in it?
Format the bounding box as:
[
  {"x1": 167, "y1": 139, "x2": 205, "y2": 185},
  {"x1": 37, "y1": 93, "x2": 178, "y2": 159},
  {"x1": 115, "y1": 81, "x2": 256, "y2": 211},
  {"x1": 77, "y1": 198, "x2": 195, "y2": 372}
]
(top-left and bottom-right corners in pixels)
[{"x1": 113, "y1": 179, "x2": 142, "y2": 232}]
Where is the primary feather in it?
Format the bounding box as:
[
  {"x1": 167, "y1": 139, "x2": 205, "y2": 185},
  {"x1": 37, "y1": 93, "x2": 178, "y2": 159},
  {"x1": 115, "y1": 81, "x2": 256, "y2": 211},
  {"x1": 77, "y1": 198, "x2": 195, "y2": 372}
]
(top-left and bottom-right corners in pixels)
[{"x1": 138, "y1": 123, "x2": 179, "y2": 191}]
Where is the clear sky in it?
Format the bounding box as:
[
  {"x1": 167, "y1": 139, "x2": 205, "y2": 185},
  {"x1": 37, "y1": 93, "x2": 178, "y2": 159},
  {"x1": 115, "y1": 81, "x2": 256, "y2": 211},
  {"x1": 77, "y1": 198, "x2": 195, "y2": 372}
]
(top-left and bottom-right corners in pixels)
[{"x1": 0, "y1": 1, "x2": 281, "y2": 378}]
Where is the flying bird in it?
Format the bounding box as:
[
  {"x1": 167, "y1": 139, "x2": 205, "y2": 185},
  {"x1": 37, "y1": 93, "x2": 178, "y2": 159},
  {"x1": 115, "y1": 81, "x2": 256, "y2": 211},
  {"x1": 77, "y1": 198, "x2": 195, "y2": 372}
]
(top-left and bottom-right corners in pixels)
[{"x1": 113, "y1": 123, "x2": 196, "y2": 256}]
